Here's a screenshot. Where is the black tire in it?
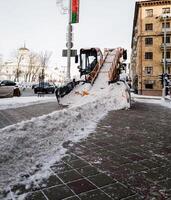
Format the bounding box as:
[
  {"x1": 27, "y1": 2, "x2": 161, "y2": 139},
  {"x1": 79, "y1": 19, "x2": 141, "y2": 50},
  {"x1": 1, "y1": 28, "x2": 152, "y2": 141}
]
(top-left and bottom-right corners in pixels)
[
  {"x1": 34, "y1": 89, "x2": 37, "y2": 94},
  {"x1": 18, "y1": 90, "x2": 21, "y2": 97},
  {"x1": 13, "y1": 88, "x2": 21, "y2": 97}
]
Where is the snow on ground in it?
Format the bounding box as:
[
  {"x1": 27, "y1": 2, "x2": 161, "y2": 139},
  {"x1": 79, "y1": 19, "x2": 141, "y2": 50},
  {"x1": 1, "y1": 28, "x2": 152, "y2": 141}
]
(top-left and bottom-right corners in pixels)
[
  {"x1": 161, "y1": 97, "x2": 171, "y2": 108},
  {"x1": 0, "y1": 81, "x2": 130, "y2": 196},
  {"x1": 132, "y1": 93, "x2": 171, "y2": 108},
  {"x1": 0, "y1": 96, "x2": 56, "y2": 110}
]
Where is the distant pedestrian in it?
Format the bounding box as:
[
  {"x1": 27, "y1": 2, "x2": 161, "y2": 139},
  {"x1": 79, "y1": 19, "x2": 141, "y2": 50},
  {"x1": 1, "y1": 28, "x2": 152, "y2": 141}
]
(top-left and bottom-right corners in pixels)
[
  {"x1": 55, "y1": 88, "x2": 60, "y2": 104},
  {"x1": 127, "y1": 78, "x2": 132, "y2": 88}
]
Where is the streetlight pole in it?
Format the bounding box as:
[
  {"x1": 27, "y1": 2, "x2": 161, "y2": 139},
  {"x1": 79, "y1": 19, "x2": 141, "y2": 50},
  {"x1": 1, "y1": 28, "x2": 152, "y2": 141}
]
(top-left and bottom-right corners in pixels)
[
  {"x1": 66, "y1": 0, "x2": 72, "y2": 81},
  {"x1": 56, "y1": 0, "x2": 72, "y2": 82},
  {"x1": 163, "y1": 15, "x2": 167, "y2": 99}
]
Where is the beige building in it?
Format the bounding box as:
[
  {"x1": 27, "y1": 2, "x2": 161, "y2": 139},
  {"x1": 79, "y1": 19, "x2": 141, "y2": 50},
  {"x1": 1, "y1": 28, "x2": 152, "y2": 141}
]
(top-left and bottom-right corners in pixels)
[{"x1": 131, "y1": 0, "x2": 171, "y2": 96}]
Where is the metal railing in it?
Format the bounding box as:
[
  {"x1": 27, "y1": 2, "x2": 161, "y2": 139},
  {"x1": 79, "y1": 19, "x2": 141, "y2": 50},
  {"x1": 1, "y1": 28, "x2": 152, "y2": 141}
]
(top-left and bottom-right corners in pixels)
[
  {"x1": 161, "y1": 58, "x2": 171, "y2": 65},
  {"x1": 161, "y1": 28, "x2": 171, "y2": 33},
  {"x1": 160, "y1": 43, "x2": 171, "y2": 48}
]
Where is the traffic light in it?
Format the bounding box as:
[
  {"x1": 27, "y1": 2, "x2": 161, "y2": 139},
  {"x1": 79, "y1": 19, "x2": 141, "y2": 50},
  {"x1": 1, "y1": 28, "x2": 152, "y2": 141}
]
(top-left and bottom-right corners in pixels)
[
  {"x1": 167, "y1": 74, "x2": 171, "y2": 79},
  {"x1": 159, "y1": 74, "x2": 164, "y2": 85},
  {"x1": 123, "y1": 50, "x2": 127, "y2": 60},
  {"x1": 164, "y1": 73, "x2": 171, "y2": 86},
  {"x1": 159, "y1": 73, "x2": 171, "y2": 86}
]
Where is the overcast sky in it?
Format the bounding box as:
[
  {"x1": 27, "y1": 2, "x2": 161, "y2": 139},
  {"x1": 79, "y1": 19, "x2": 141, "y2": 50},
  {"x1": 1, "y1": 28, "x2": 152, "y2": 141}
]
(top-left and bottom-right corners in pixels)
[{"x1": 0, "y1": 0, "x2": 135, "y2": 72}]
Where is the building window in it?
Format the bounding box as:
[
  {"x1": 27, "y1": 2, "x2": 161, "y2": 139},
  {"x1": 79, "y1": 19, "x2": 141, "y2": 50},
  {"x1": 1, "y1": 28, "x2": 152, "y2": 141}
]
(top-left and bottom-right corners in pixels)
[
  {"x1": 145, "y1": 37, "x2": 153, "y2": 45},
  {"x1": 145, "y1": 66, "x2": 153, "y2": 75},
  {"x1": 145, "y1": 84, "x2": 153, "y2": 89},
  {"x1": 166, "y1": 51, "x2": 170, "y2": 58},
  {"x1": 162, "y1": 36, "x2": 170, "y2": 43},
  {"x1": 145, "y1": 52, "x2": 153, "y2": 59},
  {"x1": 162, "y1": 51, "x2": 171, "y2": 59},
  {"x1": 146, "y1": 9, "x2": 153, "y2": 17},
  {"x1": 145, "y1": 23, "x2": 153, "y2": 31},
  {"x1": 162, "y1": 7, "x2": 170, "y2": 14},
  {"x1": 162, "y1": 22, "x2": 170, "y2": 28}
]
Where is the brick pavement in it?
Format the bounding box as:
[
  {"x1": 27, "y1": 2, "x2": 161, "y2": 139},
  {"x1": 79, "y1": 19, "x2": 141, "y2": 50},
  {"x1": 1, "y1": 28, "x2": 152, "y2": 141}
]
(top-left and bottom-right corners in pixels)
[{"x1": 2, "y1": 102, "x2": 171, "y2": 200}]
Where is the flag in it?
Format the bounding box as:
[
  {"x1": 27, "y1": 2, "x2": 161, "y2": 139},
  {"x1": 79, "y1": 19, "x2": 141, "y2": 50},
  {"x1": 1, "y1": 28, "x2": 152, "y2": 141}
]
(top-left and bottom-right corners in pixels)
[{"x1": 71, "y1": 0, "x2": 79, "y2": 23}]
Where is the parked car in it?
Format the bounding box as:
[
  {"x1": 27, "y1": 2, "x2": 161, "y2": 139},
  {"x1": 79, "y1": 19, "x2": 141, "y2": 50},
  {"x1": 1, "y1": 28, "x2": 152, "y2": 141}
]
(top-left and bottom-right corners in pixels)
[
  {"x1": 32, "y1": 83, "x2": 38, "y2": 89},
  {"x1": 0, "y1": 80, "x2": 21, "y2": 97},
  {"x1": 34, "y1": 82, "x2": 55, "y2": 94}
]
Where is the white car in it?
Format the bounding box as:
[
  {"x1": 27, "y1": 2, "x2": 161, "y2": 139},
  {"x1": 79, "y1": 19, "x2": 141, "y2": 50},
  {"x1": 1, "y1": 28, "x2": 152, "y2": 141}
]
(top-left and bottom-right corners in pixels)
[
  {"x1": 0, "y1": 80, "x2": 21, "y2": 98},
  {"x1": 0, "y1": 85, "x2": 14, "y2": 97}
]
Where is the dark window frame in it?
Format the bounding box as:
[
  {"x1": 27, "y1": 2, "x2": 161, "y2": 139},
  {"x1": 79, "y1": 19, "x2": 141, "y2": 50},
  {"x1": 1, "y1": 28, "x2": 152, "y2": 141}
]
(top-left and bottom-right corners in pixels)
[
  {"x1": 145, "y1": 23, "x2": 153, "y2": 31},
  {"x1": 162, "y1": 51, "x2": 171, "y2": 59},
  {"x1": 146, "y1": 9, "x2": 153, "y2": 17},
  {"x1": 144, "y1": 66, "x2": 153, "y2": 75},
  {"x1": 162, "y1": 36, "x2": 170, "y2": 43},
  {"x1": 162, "y1": 22, "x2": 170, "y2": 28},
  {"x1": 145, "y1": 52, "x2": 153, "y2": 59},
  {"x1": 145, "y1": 84, "x2": 153, "y2": 89},
  {"x1": 145, "y1": 37, "x2": 153, "y2": 45},
  {"x1": 162, "y1": 7, "x2": 170, "y2": 14}
]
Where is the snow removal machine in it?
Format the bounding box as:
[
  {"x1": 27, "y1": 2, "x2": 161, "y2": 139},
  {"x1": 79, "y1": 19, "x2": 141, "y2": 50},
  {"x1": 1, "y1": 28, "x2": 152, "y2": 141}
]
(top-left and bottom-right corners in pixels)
[{"x1": 55, "y1": 47, "x2": 127, "y2": 101}]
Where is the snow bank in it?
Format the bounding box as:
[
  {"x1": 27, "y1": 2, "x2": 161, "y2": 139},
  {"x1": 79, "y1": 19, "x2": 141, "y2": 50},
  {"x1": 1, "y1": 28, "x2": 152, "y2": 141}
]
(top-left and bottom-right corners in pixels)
[
  {"x1": 0, "y1": 82, "x2": 129, "y2": 194},
  {"x1": 0, "y1": 96, "x2": 56, "y2": 110},
  {"x1": 161, "y1": 97, "x2": 171, "y2": 109},
  {"x1": 132, "y1": 93, "x2": 171, "y2": 109}
]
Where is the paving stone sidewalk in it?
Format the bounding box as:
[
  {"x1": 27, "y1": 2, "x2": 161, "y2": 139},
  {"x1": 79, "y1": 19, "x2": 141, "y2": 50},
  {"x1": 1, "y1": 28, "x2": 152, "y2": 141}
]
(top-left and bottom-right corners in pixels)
[{"x1": 2, "y1": 102, "x2": 171, "y2": 200}]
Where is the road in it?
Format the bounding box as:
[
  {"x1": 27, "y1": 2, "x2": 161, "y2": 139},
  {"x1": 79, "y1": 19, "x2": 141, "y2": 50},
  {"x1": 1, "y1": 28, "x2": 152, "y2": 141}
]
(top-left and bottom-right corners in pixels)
[
  {"x1": 0, "y1": 102, "x2": 62, "y2": 129},
  {"x1": 20, "y1": 87, "x2": 55, "y2": 97}
]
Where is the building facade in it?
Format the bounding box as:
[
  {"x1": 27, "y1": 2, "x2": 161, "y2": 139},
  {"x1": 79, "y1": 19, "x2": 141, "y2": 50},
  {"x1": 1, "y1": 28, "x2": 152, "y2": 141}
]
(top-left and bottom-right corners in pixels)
[
  {"x1": 0, "y1": 46, "x2": 32, "y2": 82},
  {"x1": 0, "y1": 46, "x2": 63, "y2": 84},
  {"x1": 131, "y1": 0, "x2": 171, "y2": 96}
]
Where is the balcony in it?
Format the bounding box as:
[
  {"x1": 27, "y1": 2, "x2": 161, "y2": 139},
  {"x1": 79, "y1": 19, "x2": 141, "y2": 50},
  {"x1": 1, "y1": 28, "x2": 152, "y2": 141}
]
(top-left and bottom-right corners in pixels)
[
  {"x1": 160, "y1": 43, "x2": 171, "y2": 49},
  {"x1": 160, "y1": 13, "x2": 171, "y2": 19},
  {"x1": 161, "y1": 58, "x2": 171, "y2": 65},
  {"x1": 161, "y1": 28, "x2": 171, "y2": 33}
]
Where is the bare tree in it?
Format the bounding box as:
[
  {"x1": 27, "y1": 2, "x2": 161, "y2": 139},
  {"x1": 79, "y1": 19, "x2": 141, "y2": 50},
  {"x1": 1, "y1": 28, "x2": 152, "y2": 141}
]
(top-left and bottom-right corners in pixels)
[
  {"x1": 12, "y1": 50, "x2": 23, "y2": 82},
  {"x1": 31, "y1": 63, "x2": 41, "y2": 82},
  {"x1": 38, "y1": 51, "x2": 52, "y2": 82},
  {"x1": 39, "y1": 51, "x2": 52, "y2": 69},
  {"x1": 24, "y1": 52, "x2": 39, "y2": 82}
]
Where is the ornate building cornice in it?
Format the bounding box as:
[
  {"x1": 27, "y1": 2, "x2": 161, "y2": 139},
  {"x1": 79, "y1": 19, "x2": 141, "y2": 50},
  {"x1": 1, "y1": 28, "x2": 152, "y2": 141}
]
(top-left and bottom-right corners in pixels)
[{"x1": 138, "y1": 0, "x2": 171, "y2": 7}]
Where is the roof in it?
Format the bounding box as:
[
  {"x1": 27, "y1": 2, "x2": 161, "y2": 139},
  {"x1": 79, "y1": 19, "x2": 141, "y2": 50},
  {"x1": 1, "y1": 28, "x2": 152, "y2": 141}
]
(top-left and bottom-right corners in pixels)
[
  {"x1": 19, "y1": 43, "x2": 29, "y2": 51},
  {"x1": 19, "y1": 47, "x2": 29, "y2": 51}
]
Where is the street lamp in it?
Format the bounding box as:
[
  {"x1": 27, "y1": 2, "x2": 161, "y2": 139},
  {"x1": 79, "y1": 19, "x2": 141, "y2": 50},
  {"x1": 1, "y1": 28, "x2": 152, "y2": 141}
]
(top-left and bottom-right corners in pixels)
[
  {"x1": 163, "y1": 15, "x2": 168, "y2": 99},
  {"x1": 56, "y1": 0, "x2": 72, "y2": 81},
  {"x1": 56, "y1": 0, "x2": 79, "y2": 82},
  {"x1": 156, "y1": 14, "x2": 170, "y2": 98},
  {"x1": 66, "y1": 0, "x2": 72, "y2": 81}
]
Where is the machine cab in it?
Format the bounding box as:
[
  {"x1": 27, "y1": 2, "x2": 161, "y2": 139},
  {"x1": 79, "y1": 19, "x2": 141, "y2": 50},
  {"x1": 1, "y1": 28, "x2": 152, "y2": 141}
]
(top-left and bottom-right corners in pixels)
[{"x1": 76, "y1": 48, "x2": 103, "y2": 77}]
